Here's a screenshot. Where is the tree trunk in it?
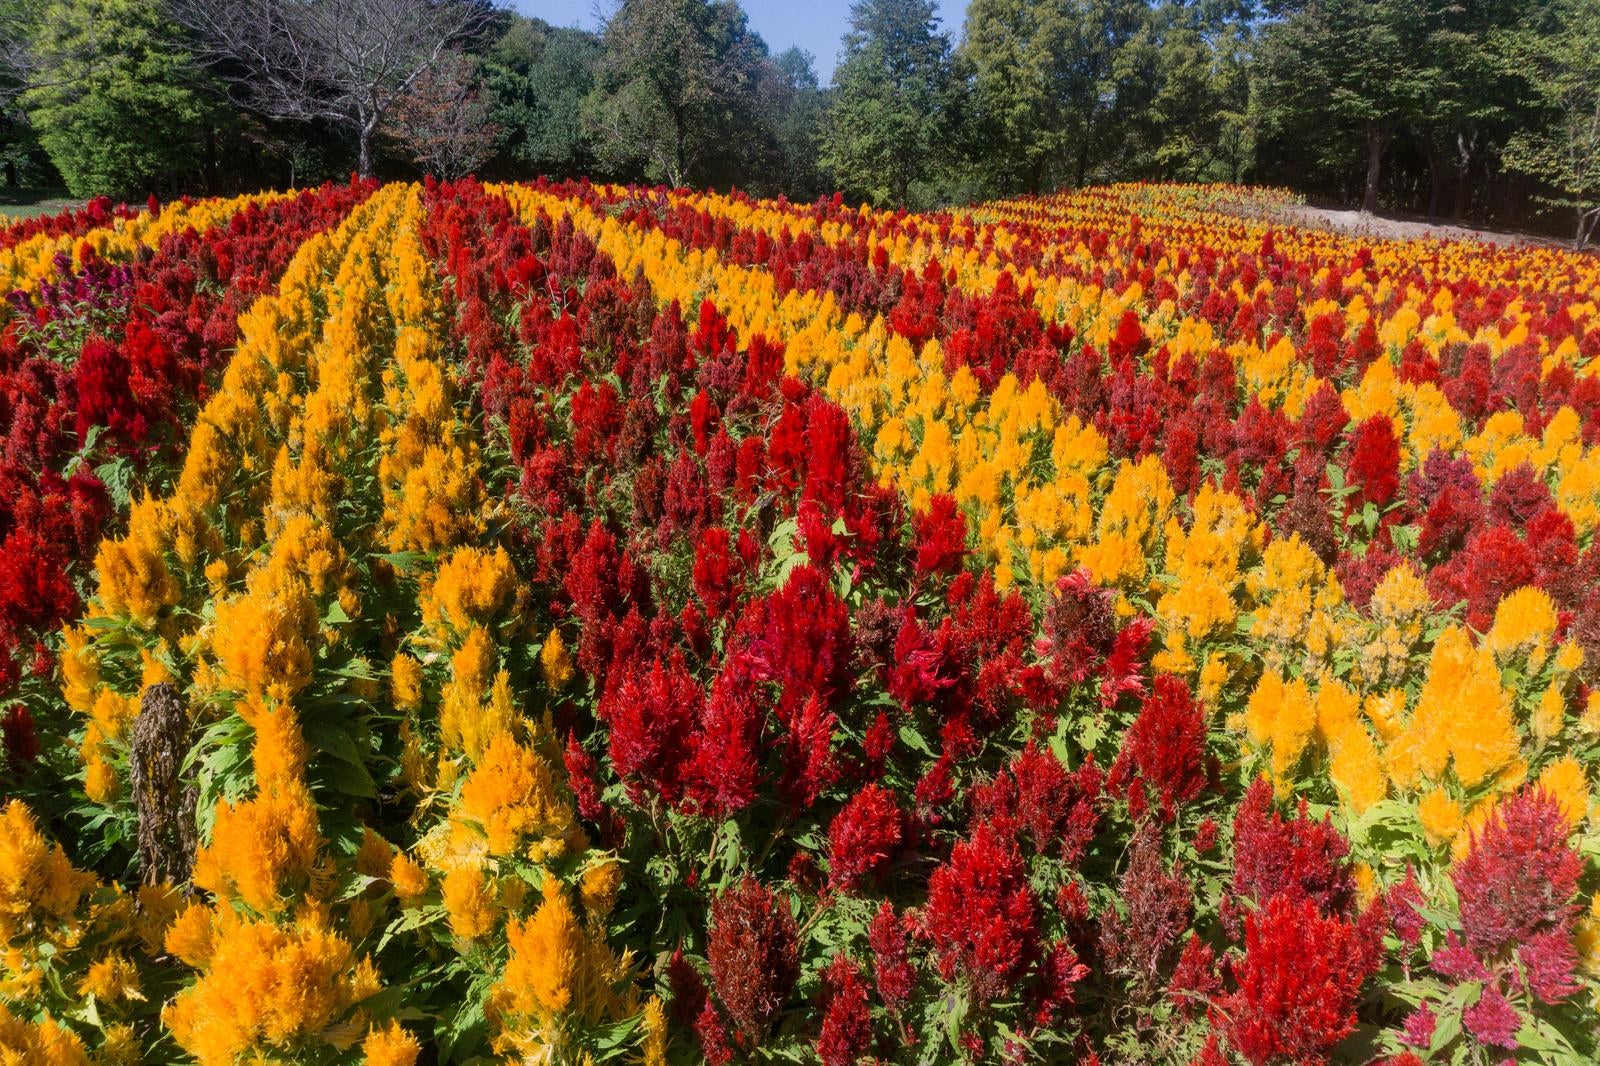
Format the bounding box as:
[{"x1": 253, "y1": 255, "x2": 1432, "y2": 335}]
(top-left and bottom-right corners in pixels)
[
  {"x1": 1426, "y1": 147, "x2": 1444, "y2": 220},
  {"x1": 1362, "y1": 124, "x2": 1382, "y2": 214},
  {"x1": 1577, "y1": 206, "x2": 1600, "y2": 252},
  {"x1": 358, "y1": 125, "x2": 374, "y2": 180}
]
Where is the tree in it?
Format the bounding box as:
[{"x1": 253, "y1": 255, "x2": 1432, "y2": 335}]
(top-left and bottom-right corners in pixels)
[
  {"x1": 386, "y1": 49, "x2": 499, "y2": 179},
  {"x1": 1498, "y1": 0, "x2": 1600, "y2": 248},
  {"x1": 824, "y1": 0, "x2": 953, "y2": 207},
  {"x1": 1253, "y1": 0, "x2": 1438, "y2": 213},
  {"x1": 169, "y1": 0, "x2": 494, "y2": 178},
  {"x1": 20, "y1": 0, "x2": 215, "y2": 197},
  {"x1": 962, "y1": 0, "x2": 1073, "y2": 194},
  {"x1": 482, "y1": 15, "x2": 601, "y2": 178},
  {"x1": 586, "y1": 0, "x2": 769, "y2": 188},
  {"x1": 754, "y1": 47, "x2": 830, "y2": 199}
]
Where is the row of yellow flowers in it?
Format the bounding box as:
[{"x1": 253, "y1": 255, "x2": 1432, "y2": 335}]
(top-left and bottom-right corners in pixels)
[
  {"x1": 18, "y1": 182, "x2": 650, "y2": 1062},
  {"x1": 498, "y1": 182, "x2": 1600, "y2": 965},
  {"x1": 0, "y1": 189, "x2": 301, "y2": 305}
]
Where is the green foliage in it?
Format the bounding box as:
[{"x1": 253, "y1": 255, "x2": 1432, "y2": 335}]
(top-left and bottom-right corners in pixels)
[
  {"x1": 19, "y1": 0, "x2": 215, "y2": 198},
  {"x1": 585, "y1": 0, "x2": 773, "y2": 188},
  {"x1": 483, "y1": 17, "x2": 603, "y2": 178},
  {"x1": 823, "y1": 0, "x2": 955, "y2": 207},
  {"x1": 1496, "y1": 0, "x2": 1600, "y2": 247}
]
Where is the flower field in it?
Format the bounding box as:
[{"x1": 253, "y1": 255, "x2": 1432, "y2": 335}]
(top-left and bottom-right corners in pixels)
[{"x1": 2, "y1": 178, "x2": 1600, "y2": 1065}]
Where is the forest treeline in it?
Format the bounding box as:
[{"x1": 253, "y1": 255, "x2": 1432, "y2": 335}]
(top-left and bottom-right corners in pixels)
[{"x1": 1, "y1": 0, "x2": 1598, "y2": 244}]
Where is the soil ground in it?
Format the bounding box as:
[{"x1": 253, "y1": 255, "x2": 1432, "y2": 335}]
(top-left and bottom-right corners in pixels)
[{"x1": 1275, "y1": 204, "x2": 1572, "y2": 249}]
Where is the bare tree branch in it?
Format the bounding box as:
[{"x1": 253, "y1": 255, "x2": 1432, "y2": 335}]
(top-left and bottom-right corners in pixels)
[{"x1": 166, "y1": 0, "x2": 497, "y2": 176}]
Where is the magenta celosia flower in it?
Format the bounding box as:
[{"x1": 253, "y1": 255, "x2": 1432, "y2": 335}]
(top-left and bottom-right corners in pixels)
[
  {"x1": 1462, "y1": 984, "x2": 1520, "y2": 1050},
  {"x1": 1453, "y1": 787, "x2": 1583, "y2": 960},
  {"x1": 816, "y1": 956, "x2": 872, "y2": 1066},
  {"x1": 1099, "y1": 826, "x2": 1193, "y2": 997},
  {"x1": 1401, "y1": 1002, "x2": 1436, "y2": 1047},
  {"x1": 1229, "y1": 778, "x2": 1355, "y2": 921}
]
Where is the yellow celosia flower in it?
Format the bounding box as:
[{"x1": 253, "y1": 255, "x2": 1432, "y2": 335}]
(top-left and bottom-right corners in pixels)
[
  {"x1": 1242, "y1": 671, "x2": 1316, "y2": 791},
  {"x1": 492, "y1": 876, "x2": 635, "y2": 1055},
  {"x1": 1576, "y1": 895, "x2": 1600, "y2": 977},
  {"x1": 580, "y1": 859, "x2": 622, "y2": 921},
  {"x1": 1385, "y1": 625, "x2": 1518, "y2": 792},
  {"x1": 362, "y1": 1021, "x2": 421, "y2": 1066},
  {"x1": 191, "y1": 781, "x2": 321, "y2": 914},
  {"x1": 78, "y1": 953, "x2": 142, "y2": 1003},
  {"x1": 389, "y1": 853, "x2": 429, "y2": 901},
  {"x1": 1417, "y1": 788, "x2": 1463, "y2": 847},
  {"x1": 391, "y1": 653, "x2": 424, "y2": 710},
  {"x1": 422, "y1": 546, "x2": 520, "y2": 631},
  {"x1": 441, "y1": 866, "x2": 497, "y2": 941},
  {"x1": 1485, "y1": 585, "x2": 1558, "y2": 667},
  {"x1": 642, "y1": 996, "x2": 669, "y2": 1066},
  {"x1": 162, "y1": 907, "x2": 382, "y2": 1066},
  {"x1": 0, "y1": 1006, "x2": 90, "y2": 1066},
  {"x1": 454, "y1": 734, "x2": 576, "y2": 859},
  {"x1": 0, "y1": 801, "x2": 97, "y2": 946},
  {"x1": 541, "y1": 626, "x2": 575, "y2": 690},
  {"x1": 1535, "y1": 757, "x2": 1589, "y2": 828}
]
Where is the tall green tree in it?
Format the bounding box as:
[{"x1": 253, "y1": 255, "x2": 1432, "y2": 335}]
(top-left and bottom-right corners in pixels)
[
  {"x1": 1497, "y1": 0, "x2": 1600, "y2": 247},
  {"x1": 754, "y1": 47, "x2": 830, "y2": 200},
  {"x1": 483, "y1": 15, "x2": 603, "y2": 179},
  {"x1": 1253, "y1": 0, "x2": 1438, "y2": 213},
  {"x1": 824, "y1": 0, "x2": 953, "y2": 207},
  {"x1": 20, "y1": 0, "x2": 215, "y2": 197},
  {"x1": 961, "y1": 0, "x2": 1074, "y2": 194},
  {"x1": 586, "y1": 0, "x2": 770, "y2": 188}
]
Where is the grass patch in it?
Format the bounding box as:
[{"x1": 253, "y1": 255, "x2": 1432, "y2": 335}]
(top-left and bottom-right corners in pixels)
[{"x1": 0, "y1": 187, "x2": 84, "y2": 222}]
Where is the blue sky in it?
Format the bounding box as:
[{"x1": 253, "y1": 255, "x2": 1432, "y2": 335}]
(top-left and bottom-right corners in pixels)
[{"x1": 519, "y1": 1, "x2": 970, "y2": 82}]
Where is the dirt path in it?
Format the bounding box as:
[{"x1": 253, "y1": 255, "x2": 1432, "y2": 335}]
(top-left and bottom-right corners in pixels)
[{"x1": 1276, "y1": 204, "x2": 1570, "y2": 249}]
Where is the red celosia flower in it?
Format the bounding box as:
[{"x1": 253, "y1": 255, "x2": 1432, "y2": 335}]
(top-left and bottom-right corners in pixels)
[
  {"x1": 687, "y1": 657, "x2": 766, "y2": 818},
  {"x1": 737, "y1": 564, "x2": 854, "y2": 719},
  {"x1": 868, "y1": 901, "x2": 914, "y2": 1012},
  {"x1": 1169, "y1": 933, "x2": 1220, "y2": 1017},
  {"x1": 1031, "y1": 938, "x2": 1089, "y2": 1026},
  {"x1": 816, "y1": 956, "x2": 872, "y2": 1066},
  {"x1": 561, "y1": 732, "x2": 604, "y2": 821},
  {"x1": 1107, "y1": 674, "x2": 1211, "y2": 818},
  {"x1": 707, "y1": 876, "x2": 800, "y2": 1046},
  {"x1": 1228, "y1": 778, "x2": 1355, "y2": 922},
  {"x1": 1, "y1": 705, "x2": 39, "y2": 768},
  {"x1": 922, "y1": 821, "x2": 1039, "y2": 1004},
  {"x1": 913, "y1": 494, "x2": 968, "y2": 579},
  {"x1": 695, "y1": 998, "x2": 735, "y2": 1066},
  {"x1": 1346, "y1": 413, "x2": 1401, "y2": 508},
  {"x1": 1213, "y1": 893, "x2": 1382, "y2": 1066},
  {"x1": 667, "y1": 945, "x2": 708, "y2": 1025},
  {"x1": 693, "y1": 526, "x2": 741, "y2": 619},
  {"x1": 827, "y1": 783, "x2": 902, "y2": 892},
  {"x1": 779, "y1": 694, "x2": 839, "y2": 810},
  {"x1": 601, "y1": 651, "x2": 701, "y2": 804}
]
